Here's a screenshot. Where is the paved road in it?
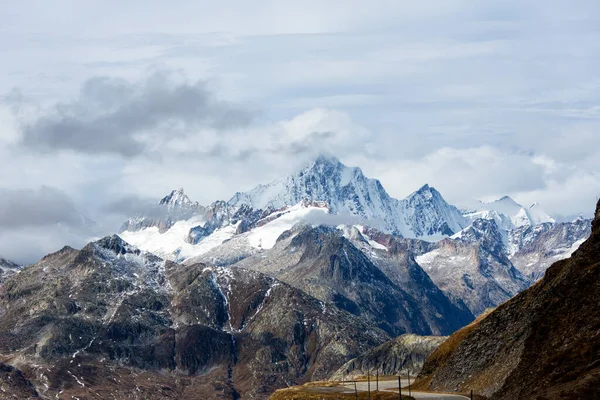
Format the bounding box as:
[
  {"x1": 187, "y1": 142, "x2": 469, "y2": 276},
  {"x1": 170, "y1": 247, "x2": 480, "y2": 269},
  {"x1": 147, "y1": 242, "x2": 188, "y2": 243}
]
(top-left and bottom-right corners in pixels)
[{"x1": 331, "y1": 380, "x2": 470, "y2": 400}]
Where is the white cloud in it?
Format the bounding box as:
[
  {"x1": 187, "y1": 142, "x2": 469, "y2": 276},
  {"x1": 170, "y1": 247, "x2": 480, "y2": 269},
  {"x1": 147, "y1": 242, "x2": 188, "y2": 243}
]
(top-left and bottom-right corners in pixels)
[{"x1": 1, "y1": 1, "x2": 600, "y2": 261}]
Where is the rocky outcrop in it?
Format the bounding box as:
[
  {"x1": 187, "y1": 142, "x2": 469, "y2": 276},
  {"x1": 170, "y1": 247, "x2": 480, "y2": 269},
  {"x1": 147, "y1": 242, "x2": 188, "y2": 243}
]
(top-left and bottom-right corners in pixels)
[
  {"x1": 330, "y1": 334, "x2": 447, "y2": 380},
  {"x1": 414, "y1": 200, "x2": 600, "y2": 400}
]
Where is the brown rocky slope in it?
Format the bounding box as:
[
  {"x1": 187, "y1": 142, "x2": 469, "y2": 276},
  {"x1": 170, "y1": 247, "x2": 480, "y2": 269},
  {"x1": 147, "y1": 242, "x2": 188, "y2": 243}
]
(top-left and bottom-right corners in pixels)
[
  {"x1": 414, "y1": 200, "x2": 600, "y2": 399},
  {"x1": 0, "y1": 235, "x2": 388, "y2": 399}
]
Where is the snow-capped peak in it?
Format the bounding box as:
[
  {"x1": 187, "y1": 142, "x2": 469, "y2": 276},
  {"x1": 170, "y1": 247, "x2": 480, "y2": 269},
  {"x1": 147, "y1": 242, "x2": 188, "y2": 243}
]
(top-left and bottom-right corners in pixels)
[
  {"x1": 527, "y1": 202, "x2": 555, "y2": 225},
  {"x1": 401, "y1": 184, "x2": 467, "y2": 238},
  {"x1": 228, "y1": 154, "x2": 386, "y2": 211},
  {"x1": 466, "y1": 195, "x2": 556, "y2": 229},
  {"x1": 228, "y1": 154, "x2": 466, "y2": 240},
  {"x1": 159, "y1": 188, "x2": 199, "y2": 210},
  {"x1": 486, "y1": 195, "x2": 524, "y2": 217},
  {"x1": 409, "y1": 184, "x2": 434, "y2": 200},
  {"x1": 451, "y1": 218, "x2": 506, "y2": 255}
]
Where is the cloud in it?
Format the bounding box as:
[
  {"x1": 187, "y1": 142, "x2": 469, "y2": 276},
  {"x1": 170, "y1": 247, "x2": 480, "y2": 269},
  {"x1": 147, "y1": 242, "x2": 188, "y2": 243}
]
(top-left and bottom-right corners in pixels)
[
  {"x1": 1, "y1": 0, "x2": 599, "y2": 262},
  {"x1": 362, "y1": 145, "x2": 600, "y2": 218},
  {"x1": 0, "y1": 186, "x2": 102, "y2": 264},
  {"x1": 0, "y1": 227, "x2": 88, "y2": 266},
  {"x1": 20, "y1": 71, "x2": 252, "y2": 157},
  {"x1": 0, "y1": 186, "x2": 88, "y2": 229},
  {"x1": 113, "y1": 107, "x2": 375, "y2": 203}
]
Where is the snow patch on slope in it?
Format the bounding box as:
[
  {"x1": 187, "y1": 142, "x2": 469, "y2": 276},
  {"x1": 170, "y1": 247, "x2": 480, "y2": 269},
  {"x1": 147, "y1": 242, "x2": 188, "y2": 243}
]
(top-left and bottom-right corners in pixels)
[
  {"x1": 119, "y1": 215, "x2": 238, "y2": 261},
  {"x1": 247, "y1": 204, "x2": 329, "y2": 250}
]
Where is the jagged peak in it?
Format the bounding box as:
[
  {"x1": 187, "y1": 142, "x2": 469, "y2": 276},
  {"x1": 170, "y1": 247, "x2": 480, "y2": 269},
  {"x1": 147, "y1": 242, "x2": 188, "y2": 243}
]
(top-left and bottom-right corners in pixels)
[
  {"x1": 312, "y1": 153, "x2": 342, "y2": 167},
  {"x1": 159, "y1": 188, "x2": 196, "y2": 207},
  {"x1": 407, "y1": 184, "x2": 444, "y2": 202},
  {"x1": 490, "y1": 195, "x2": 520, "y2": 206},
  {"x1": 93, "y1": 234, "x2": 141, "y2": 256},
  {"x1": 454, "y1": 218, "x2": 501, "y2": 238},
  {"x1": 452, "y1": 218, "x2": 507, "y2": 255},
  {"x1": 300, "y1": 154, "x2": 353, "y2": 177},
  {"x1": 498, "y1": 195, "x2": 513, "y2": 201}
]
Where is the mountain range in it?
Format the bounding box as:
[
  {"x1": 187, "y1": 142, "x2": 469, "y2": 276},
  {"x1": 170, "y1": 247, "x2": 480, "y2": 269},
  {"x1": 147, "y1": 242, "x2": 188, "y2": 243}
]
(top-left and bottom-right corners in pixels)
[
  {"x1": 120, "y1": 155, "x2": 590, "y2": 315},
  {"x1": 0, "y1": 154, "x2": 593, "y2": 399}
]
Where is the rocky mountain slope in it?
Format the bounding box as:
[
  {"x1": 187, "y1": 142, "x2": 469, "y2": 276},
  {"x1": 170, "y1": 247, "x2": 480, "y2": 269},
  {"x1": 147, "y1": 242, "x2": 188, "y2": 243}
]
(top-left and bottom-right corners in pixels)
[
  {"x1": 508, "y1": 218, "x2": 591, "y2": 280},
  {"x1": 227, "y1": 224, "x2": 474, "y2": 336},
  {"x1": 330, "y1": 334, "x2": 447, "y2": 380},
  {"x1": 116, "y1": 154, "x2": 590, "y2": 339},
  {"x1": 0, "y1": 236, "x2": 389, "y2": 399},
  {"x1": 416, "y1": 219, "x2": 532, "y2": 315},
  {"x1": 414, "y1": 200, "x2": 600, "y2": 399},
  {"x1": 339, "y1": 226, "x2": 474, "y2": 332}
]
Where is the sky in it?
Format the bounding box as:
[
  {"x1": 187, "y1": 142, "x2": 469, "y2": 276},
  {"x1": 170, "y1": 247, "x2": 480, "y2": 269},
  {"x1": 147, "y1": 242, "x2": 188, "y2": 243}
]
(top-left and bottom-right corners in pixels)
[{"x1": 1, "y1": 1, "x2": 599, "y2": 263}]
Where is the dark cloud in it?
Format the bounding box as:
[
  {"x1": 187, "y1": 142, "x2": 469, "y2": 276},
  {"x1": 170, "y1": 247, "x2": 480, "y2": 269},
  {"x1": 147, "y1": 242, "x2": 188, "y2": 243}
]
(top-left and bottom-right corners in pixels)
[
  {"x1": 20, "y1": 72, "x2": 253, "y2": 157},
  {"x1": 0, "y1": 186, "x2": 88, "y2": 229},
  {"x1": 0, "y1": 186, "x2": 103, "y2": 264}
]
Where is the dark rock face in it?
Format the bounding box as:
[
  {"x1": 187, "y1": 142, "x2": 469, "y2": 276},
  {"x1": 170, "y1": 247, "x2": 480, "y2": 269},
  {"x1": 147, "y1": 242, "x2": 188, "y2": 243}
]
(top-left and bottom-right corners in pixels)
[
  {"x1": 282, "y1": 226, "x2": 426, "y2": 336},
  {"x1": 330, "y1": 334, "x2": 447, "y2": 380},
  {"x1": 0, "y1": 363, "x2": 38, "y2": 398},
  {"x1": 414, "y1": 201, "x2": 600, "y2": 400},
  {"x1": 348, "y1": 227, "x2": 474, "y2": 335},
  {"x1": 0, "y1": 236, "x2": 388, "y2": 399}
]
